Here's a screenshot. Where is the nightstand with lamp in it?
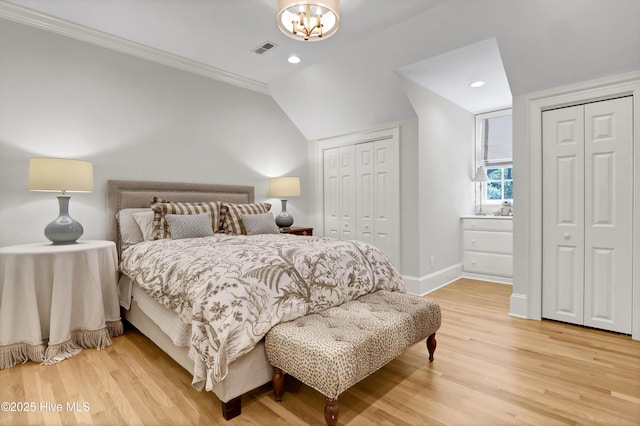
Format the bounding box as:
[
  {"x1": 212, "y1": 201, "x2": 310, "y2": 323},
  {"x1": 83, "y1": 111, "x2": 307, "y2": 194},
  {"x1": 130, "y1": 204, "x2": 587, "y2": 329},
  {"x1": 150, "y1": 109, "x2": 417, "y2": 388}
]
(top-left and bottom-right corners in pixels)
[
  {"x1": 269, "y1": 176, "x2": 301, "y2": 229},
  {"x1": 268, "y1": 176, "x2": 312, "y2": 235},
  {"x1": 27, "y1": 157, "x2": 93, "y2": 244},
  {"x1": 0, "y1": 157, "x2": 123, "y2": 369}
]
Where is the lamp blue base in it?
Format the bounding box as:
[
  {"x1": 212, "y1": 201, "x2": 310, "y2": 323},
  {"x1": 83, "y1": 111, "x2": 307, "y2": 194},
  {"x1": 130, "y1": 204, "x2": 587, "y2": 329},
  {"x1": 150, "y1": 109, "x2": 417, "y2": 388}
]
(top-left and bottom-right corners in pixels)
[
  {"x1": 275, "y1": 199, "x2": 294, "y2": 229},
  {"x1": 45, "y1": 196, "x2": 84, "y2": 245}
]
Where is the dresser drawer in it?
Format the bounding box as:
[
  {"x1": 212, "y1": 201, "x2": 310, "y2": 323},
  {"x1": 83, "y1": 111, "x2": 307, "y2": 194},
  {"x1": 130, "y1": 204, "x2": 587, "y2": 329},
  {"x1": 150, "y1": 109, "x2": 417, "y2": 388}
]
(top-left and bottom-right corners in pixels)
[
  {"x1": 463, "y1": 230, "x2": 512, "y2": 254},
  {"x1": 463, "y1": 218, "x2": 512, "y2": 232},
  {"x1": 463, "y1": 252, "x2": 513, "y2": 277}
]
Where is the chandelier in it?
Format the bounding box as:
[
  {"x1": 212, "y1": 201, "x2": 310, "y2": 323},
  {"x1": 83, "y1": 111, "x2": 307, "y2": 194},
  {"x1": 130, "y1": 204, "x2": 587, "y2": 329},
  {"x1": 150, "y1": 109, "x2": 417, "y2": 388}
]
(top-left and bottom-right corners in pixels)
[{"x1": 277, "y1": 0, "x2": 340, "y2": 41}]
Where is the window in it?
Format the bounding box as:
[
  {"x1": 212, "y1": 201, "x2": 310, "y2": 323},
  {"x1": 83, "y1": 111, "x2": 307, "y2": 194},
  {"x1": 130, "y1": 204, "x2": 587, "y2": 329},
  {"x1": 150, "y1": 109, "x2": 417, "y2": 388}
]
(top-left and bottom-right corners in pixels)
[
  {"x1": 475, "y1": 109, "x2": 513, "y2": 203},
  {"x1": 487, "y1": 166, "x2": 513, "y2": 201}
]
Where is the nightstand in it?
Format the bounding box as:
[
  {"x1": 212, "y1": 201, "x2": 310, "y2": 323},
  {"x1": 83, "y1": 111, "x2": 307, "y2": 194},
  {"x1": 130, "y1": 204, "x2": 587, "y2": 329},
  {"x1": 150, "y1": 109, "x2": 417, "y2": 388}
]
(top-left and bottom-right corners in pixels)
[
  {"x1": 0, "y1": 240, "x2": 123, "y2": 368},
  {"x1": 280, "y1": 227, "x2": 313, "y2": 236}
]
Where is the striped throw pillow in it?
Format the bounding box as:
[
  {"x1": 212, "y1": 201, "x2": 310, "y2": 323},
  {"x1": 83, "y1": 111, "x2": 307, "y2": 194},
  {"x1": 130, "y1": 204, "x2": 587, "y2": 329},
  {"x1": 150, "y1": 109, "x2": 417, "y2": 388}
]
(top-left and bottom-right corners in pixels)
[
  {"x1": 150, "y1": 197, "x2": 224, "y2": 239},
  {"x1": 223, "y1": 202, "x2": 272, "y2": 235}
]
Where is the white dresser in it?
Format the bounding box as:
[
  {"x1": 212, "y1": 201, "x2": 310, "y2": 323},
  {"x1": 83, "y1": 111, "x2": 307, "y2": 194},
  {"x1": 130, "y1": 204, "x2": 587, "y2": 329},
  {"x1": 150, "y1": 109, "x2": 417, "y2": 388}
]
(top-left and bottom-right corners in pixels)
[{"x1": 461, "y1": 216, "x2": 513, "y2": 283}]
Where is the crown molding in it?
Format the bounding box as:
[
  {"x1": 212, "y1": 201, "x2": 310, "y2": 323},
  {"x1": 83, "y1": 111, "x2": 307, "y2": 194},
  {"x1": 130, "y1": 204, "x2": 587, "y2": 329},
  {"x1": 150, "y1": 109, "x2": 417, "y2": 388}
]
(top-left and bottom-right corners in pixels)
[{"x1": 0, "y1": 1, "x2": 270, "y2": 95}]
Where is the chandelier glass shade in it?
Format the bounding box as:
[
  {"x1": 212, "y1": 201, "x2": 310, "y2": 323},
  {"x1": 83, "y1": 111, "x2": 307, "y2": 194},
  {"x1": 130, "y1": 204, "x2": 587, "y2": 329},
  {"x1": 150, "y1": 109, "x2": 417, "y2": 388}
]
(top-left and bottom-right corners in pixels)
[{"x1": 277, "y1": 0, "x2": 340, "y2": 41}]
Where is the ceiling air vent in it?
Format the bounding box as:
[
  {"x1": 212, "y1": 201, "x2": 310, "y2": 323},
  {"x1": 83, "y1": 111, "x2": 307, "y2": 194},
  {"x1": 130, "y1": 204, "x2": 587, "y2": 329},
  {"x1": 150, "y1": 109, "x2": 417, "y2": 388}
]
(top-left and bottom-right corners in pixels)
[{"x1": 252, "y1": 41, "x2": 278, "y2": 55}]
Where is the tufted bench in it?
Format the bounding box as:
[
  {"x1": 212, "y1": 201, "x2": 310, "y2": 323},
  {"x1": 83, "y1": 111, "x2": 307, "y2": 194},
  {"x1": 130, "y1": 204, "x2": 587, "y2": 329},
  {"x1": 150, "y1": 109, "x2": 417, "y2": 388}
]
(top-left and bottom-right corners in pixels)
[{"x1": 265, "y1": 290, "x2": 441, "y2": 426}]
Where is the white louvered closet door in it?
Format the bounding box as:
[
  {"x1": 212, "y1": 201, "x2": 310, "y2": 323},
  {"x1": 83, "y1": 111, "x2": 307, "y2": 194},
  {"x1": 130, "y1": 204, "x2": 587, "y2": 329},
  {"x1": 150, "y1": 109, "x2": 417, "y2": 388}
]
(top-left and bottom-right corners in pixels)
[{"x1": 542, "y1": 96, "x2": 633, "y2": 334}]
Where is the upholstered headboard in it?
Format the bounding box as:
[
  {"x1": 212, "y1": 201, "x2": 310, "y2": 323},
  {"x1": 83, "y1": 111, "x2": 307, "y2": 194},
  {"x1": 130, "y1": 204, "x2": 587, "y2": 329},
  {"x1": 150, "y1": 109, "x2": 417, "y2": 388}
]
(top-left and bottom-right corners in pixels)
[{"x1": 106, "y1": 180, "x2": 254, "y2": 255}]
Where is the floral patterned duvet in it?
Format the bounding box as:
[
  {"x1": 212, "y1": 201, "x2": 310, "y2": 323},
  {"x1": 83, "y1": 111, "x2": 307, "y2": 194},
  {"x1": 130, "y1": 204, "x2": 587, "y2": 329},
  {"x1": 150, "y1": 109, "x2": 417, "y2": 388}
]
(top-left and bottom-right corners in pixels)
[{"x1": 120, "y1": 233, "x2": 405, "y2": 391}]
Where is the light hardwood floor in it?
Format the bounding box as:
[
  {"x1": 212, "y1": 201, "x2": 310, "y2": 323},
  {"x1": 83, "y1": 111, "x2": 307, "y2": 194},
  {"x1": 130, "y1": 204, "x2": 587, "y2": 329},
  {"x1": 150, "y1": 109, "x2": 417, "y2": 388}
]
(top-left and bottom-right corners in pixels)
[{"x1": 1, "y1": 279, "x2": 639, "y2": 425}]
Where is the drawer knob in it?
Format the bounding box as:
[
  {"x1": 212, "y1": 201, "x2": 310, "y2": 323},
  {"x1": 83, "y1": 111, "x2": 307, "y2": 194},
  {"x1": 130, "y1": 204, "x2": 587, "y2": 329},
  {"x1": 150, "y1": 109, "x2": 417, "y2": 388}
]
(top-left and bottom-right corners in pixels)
[
  {"x1": 471, "y1": 260, "x2": 476, "y2": 265},
  {"x1": 563, "y1": 232, "x2": 570, "y2": 239},
  {"x1": 471, "y1": 239, "x2": 476, "y2": 245}
]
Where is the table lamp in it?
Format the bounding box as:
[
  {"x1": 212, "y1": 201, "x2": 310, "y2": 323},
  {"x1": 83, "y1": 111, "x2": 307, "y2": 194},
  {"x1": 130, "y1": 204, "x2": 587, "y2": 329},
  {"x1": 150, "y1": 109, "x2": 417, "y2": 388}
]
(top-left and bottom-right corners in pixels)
[
  {"x1": 473, "y1": 165, "x2": 488, "y2": 216},
  {"x1": 269, "y1": 176, "x2": 300, "y2": 229},
  {"x1": 28, "y1": 157, "x2": 94, "y2": 244}
]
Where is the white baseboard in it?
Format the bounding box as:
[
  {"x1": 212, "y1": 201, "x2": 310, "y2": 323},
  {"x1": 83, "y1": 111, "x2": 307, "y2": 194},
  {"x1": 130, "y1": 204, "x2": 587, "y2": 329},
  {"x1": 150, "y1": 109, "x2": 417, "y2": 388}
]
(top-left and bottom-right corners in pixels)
[
  {"x1": 402, "y1": 264, "x2": 462, "y2": 296},
  {"x1": 509, "y1": 293, "x2": 528, "y2": 318},
  {"x1": 461, "y1": 272, "x2": 512, "y2": 285}
]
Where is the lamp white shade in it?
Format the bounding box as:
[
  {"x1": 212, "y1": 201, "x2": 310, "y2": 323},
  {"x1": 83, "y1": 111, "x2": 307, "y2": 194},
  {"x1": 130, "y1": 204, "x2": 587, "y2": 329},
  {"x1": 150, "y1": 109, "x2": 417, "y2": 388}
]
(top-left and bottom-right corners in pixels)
[
  {"x1": 473, "y1": 166, "x2": 488, "y2": 182},
  {"x1": 269, "y1": 176, "x2": 301, "y2": 198},
  {"x1": 28, "y1": 157, "x2": 94, "y2": 193}
]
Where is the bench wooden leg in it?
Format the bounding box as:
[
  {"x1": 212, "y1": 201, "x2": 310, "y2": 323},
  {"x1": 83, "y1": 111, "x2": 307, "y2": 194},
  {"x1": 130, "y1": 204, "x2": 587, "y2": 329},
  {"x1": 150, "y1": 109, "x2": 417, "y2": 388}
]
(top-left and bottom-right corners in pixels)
[
  {"x1": 426, "y1": 332, "x2": 437, "y2": 362},
  {"x1": 273, "y1": 367, "x2": 284, "y2": 402},
  {"x1": 324, "y1": 398, "x2": 338, "y2": 426},
  {"x1": 221, "y1": 396, "x2": 241, "y2": 420}
]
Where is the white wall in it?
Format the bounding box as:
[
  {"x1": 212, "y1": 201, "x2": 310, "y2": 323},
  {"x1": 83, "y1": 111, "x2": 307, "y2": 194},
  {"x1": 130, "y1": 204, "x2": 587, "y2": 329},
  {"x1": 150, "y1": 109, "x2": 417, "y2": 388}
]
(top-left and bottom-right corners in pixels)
[
  {"x1": 0, "y1": 19, "x2": 308, "y2": 247},
  {"x1": 400, "y1": 77, "x2": 475, "y2": 293},
  {"x1": 398, "y1": 119, "x2": 420, "y2": 277}
]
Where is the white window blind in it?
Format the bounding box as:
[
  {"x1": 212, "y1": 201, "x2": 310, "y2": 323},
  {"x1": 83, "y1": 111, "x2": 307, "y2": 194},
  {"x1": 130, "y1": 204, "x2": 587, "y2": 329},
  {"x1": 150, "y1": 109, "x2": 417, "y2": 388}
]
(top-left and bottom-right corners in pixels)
[{"x1": 480, "y1": 113, "x2": 512, "y2": 167}]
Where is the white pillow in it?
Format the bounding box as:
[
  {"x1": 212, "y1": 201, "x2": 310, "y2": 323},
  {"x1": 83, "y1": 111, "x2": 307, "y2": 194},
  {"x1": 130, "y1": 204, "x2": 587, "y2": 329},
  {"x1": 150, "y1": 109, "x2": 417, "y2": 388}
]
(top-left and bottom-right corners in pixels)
[
  {"x1": 165, "y1": 213, "x2": 215, "y2": 239},
  {"x1": 116, "y1": 208, "x2": 150, "y2": 249},
  {"x1": 241, "y1": 212, "x2": 280, "y2": 235},
  {"x1": 133, "y1": 210, "x2": 156, "y2": 241}
]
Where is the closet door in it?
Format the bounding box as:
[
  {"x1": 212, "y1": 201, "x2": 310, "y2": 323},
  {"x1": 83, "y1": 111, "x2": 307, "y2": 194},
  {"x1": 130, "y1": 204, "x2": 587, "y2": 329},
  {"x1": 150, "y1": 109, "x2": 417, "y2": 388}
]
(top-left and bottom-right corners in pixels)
[
  {"x1": 355, "y1": 140, "x2": 399, "y2": 263},
  {"x1": 542, "y1": 97, "x2": 633, "y2": 333},
  {"x1": 583, "y1": 97, "x2": 633, "y2": 333},
  {"x1": 372, "y1": 139, "x2": 397, "y2": 262},
  {"x1": 321, "y1": 127, "x2": 400, "y2": 266},
  {"x1": 339, "y1": 146, "x2": 356, "y2": 239},
  {"x1": 324, "y1": 146, "x2": 356, "y2": 239},
  {"x1": 323, "y1": 147, "x2": 341, "y2": 239},
  {"x1": 542, "y1": 105, "x2": 585, "y2": 326},
  {"x1": 356, "y1": 142, "x2": 375, "y2": 245}
]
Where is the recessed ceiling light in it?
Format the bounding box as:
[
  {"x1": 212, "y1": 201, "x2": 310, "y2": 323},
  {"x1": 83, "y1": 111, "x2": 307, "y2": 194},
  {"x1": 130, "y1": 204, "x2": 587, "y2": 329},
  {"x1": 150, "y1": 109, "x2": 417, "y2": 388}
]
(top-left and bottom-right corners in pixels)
[
  {"x1": 288, "y1": 55, "x2": 301, "y2": 64},
  {"x1": 470, "y1": 81, "x2": 485, "y2": 88}
]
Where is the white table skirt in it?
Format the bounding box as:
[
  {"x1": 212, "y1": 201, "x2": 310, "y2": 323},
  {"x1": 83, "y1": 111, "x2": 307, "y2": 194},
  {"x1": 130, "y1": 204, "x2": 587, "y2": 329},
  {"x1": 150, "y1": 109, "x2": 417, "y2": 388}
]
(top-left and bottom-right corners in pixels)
[{"x1": 0, "y1": 240, "x2": 123, "y2": 369}]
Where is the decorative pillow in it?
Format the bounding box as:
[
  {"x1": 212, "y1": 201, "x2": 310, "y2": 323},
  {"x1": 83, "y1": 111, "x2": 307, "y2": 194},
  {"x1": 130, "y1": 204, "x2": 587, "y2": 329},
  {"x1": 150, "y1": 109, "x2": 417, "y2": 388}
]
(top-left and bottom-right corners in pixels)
[
  {"x1": 133, "y1": 210, "x2": 156, "y2": 241},
  {"x1": 241, "y1": 212, "x2": 280, "y2": 235},
  {"x1": 165, "y1": 213, "x2": 215, "y2": 239},
  {"x1": 223, "y1": 202, "x2": 272, "y2": 235},
  {"x1": 150, "y1": 197, "x2": 223, "y2": 239},
  {"x1": 116, "y1": 208, "x2": 150, "y2": 249}
]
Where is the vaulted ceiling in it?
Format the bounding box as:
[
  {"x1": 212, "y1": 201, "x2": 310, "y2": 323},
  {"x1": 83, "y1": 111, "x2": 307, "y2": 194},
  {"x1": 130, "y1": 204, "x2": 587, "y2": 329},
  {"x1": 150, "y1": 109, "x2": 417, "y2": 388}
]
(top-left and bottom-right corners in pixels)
[{"x1": 3, "y1": 0, "x2": 639, "y2": 139}]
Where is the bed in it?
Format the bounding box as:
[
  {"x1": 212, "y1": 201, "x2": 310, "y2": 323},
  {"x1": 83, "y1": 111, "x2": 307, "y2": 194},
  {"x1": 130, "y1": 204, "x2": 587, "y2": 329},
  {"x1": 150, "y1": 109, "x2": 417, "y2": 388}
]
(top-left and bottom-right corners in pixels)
[{"x1": 106, "y1": 179, "x2": 406, "y2": 420}]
